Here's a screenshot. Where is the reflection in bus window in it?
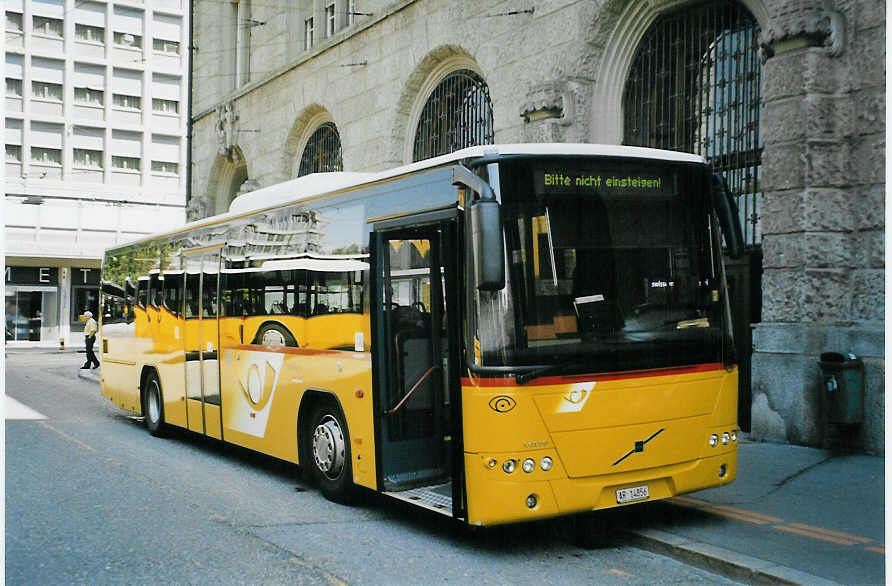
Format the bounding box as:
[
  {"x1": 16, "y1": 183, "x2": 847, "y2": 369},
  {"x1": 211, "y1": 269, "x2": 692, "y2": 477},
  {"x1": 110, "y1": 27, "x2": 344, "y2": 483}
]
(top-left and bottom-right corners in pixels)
[
  {"x1": 185, "y1": 273, "x2": 200, "y2": 318},
  {"x1": 162, "y1": 272, "x2": 183, "y2": 316},
  {"x1": 149, "y1": 272, "x2": 162, "y2": 309}
]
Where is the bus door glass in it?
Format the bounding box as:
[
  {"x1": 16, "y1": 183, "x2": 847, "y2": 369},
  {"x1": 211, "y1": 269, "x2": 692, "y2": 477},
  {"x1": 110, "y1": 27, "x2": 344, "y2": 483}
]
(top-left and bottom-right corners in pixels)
[
  {"x1": 182, "y1": 248, "x2": 223, "y2": 439},
  {"x1": 375, "y1": 224, "x2": 456, "y2": 497}
]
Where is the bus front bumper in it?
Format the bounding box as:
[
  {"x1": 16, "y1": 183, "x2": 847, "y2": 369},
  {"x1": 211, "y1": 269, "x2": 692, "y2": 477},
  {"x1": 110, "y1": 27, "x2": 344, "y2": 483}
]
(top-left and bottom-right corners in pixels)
[{"x1": 464, "y1": 449, "x2": 737, "y2": 526}]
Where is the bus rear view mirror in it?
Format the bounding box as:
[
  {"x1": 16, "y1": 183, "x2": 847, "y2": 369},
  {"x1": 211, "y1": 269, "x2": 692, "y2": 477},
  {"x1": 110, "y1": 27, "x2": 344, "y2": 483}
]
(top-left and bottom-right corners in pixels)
[
  {"x1": 711, "y1": 175, "x2": 744, "y2": 259},
  {"x1": 470, "y1": 199, "x2": 505, "y2": 291}
]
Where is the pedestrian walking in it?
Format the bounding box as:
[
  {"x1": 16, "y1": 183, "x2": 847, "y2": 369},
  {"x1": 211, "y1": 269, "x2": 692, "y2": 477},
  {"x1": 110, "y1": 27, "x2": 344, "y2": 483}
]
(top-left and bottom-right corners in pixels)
[{"x1": 81, "y1": 311, "x2": 100, "y2": 369}]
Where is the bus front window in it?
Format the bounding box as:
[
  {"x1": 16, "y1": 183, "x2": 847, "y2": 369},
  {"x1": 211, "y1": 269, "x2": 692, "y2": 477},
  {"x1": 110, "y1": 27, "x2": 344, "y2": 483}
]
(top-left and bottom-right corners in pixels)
[{"x1": 474, "y1": 158, "x2": 727, "y2": 374}]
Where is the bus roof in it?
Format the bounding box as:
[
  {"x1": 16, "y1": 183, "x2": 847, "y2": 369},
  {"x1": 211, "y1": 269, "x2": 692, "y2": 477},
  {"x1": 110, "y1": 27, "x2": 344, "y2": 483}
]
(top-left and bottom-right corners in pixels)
[
  {"x1": 108, "y1": 143, "x2": 705, "y2": 253},
  {"x1": 228, "y1": 143, "x2": 705, "y2": 215}
]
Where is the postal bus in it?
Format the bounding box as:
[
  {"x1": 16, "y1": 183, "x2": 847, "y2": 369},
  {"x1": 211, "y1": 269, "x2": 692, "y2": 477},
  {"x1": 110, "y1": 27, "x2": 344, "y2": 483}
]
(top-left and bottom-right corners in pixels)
[{"x1": 99, "y1": 143, "x2": 743, "y2": 526}]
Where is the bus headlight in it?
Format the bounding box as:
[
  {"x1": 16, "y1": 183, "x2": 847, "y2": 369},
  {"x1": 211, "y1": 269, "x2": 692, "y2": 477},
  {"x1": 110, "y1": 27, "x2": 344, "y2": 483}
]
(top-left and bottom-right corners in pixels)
[
  {"x1": 731, "y1": 430, "x2": 738, "y2": 442},
  {"x1": 540, "y1": 457, "x2": 553, "y2": 471},
  {"x1": 522, "y1": 458, "x2": 535, "y2": 473},
  {"x1": 722, "y1": 432, "x2": 730, "y2": 445},
  {"x1": 709, "y1": 434, "x2": 718, "y2": 447},
  {"x1": 502, "y1": 459, "x2": 516, "y2": 474},
  {"x1": 526, "y1": 494, "x2": 538, "y2": 509}
]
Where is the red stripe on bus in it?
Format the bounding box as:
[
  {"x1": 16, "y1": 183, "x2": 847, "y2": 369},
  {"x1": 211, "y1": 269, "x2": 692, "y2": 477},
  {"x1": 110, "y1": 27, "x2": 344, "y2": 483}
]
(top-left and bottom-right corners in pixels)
[
  {"x1": 223, "y1": 344, "x2": 370, "y2": 359},
  {"x1": 460, "y1": 362, "x2": 727, "y2": 387}
]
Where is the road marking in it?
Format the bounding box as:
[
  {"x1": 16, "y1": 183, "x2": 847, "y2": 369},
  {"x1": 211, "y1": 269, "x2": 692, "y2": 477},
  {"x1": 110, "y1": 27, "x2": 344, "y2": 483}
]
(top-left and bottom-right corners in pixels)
[
  {"x1": 706, "y1": 504, "x2": 783, "y2": 524},
  {"x1": 865, "y1": 545, "x2": 885, "y2": 555},
  {"x1": 668, "y1": 496, "x2": 710, "y2": 507},
  {"x1": 785, "y1": 523, "x2": 872, "y2": 544},
  {"x1": 668, "y1": 496, "x2": 877, "y2": 548},
  {"x1": 772, "y1": 524, "x2": 863, "y2": 545},
  {"x1": 609, "y1": 568, "x2": 635, "y2": 578},
  {"x1": 703, "y1": 507, "x2": 772, "y2": 525},
  {"x1": 5, "y1": 395, "x2": 47, "y2": 420}
]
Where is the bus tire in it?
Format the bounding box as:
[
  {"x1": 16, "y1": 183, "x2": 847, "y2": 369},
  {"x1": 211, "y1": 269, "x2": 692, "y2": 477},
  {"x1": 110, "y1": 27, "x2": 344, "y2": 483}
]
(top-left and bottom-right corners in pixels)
[
  {"x1": 143, "y1": 371, "x2": 168, "y2": 438},
  {"x1": 308, "y1": 401, "x2": 354, "y2": 504},
  {"x1": 255, "y1": 322, "x2": 298, "y2": 348}
]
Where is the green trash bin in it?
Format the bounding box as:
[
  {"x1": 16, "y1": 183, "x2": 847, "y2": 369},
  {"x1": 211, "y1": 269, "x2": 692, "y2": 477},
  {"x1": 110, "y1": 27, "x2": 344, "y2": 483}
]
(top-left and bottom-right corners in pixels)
[{"x1": 819, "y1": 352, "x2": 864, "y2": 425}]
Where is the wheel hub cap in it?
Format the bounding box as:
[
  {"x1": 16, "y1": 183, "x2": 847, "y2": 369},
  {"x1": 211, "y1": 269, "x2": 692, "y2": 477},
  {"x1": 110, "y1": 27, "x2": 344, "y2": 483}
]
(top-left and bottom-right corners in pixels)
[{"x1": 313, "y1": 415, "x2": 345, "y2": 479}]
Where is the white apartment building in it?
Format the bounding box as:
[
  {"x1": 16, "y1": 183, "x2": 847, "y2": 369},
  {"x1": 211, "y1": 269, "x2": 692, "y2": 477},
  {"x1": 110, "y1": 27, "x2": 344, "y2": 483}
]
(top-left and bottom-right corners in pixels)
[{"x1": 5, "y1": 0, "x2": 189, "y2": 346}]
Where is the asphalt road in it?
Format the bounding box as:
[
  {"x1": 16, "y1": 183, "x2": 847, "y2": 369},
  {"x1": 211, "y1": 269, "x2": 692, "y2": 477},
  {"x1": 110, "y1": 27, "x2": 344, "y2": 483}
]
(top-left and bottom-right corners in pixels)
[{"x1": 5, "y1": 351, "x2": 741, "y2": 585}]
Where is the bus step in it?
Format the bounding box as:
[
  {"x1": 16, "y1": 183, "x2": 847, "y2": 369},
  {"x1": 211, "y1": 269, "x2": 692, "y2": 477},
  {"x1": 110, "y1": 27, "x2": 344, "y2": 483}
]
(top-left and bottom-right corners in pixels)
[{"x1": 384, "y1": 482, "x2": 452, "y2": 516}]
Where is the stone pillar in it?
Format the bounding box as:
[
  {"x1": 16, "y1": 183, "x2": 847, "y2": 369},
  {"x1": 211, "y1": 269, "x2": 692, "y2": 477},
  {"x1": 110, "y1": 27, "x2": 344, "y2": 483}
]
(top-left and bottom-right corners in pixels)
[{"x1": 752, "y1": 0, "x2": 884, "y2": 453}]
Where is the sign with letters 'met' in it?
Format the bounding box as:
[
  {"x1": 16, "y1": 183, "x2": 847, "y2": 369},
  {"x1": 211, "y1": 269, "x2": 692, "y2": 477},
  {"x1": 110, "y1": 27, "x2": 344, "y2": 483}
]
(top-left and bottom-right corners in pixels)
[{"x1": 5, "y1": 266, "x2": 59, "y2": 285}]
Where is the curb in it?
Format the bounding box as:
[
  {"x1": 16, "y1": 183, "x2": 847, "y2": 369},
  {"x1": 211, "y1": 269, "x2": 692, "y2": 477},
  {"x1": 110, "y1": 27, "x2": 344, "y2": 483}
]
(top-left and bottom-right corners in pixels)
[{"x1": 624, "y1": 528, "x2": 842, "y2": 586}]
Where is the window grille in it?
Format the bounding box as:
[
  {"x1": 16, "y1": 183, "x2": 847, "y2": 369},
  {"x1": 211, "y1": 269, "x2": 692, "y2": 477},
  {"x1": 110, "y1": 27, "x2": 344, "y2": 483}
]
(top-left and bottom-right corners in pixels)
[
  {"x1": 623, "y1": 0, "x2": 762, "y2": 246},
  {"x1": 412, "y1": 69, "x2": 493, "y2": 163},
  {"x1": 298, "y1": 122, "x2": 343, "y2": 177}
]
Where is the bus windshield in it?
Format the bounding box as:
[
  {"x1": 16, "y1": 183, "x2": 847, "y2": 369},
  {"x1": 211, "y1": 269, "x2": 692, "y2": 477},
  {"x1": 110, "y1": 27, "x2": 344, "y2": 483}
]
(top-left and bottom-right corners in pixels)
[{"x1": 474, "y1": 157, "x2": 726, "y2": 374}]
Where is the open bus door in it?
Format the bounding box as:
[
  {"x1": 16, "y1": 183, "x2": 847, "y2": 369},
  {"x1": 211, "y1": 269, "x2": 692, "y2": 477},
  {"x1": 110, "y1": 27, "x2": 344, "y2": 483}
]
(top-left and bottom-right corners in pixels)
[{"x1": 372, "y1": 217, "x2": 464, "y2": 519}]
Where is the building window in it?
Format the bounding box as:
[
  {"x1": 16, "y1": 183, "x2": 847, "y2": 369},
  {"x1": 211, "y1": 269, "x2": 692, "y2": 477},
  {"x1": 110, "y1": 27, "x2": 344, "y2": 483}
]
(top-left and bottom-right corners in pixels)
[
  {"x1": 304, "y1": 17, "x2": 314, "y2": 50},
  {"x1": 622, "y1": 1, "x2": 762, "y2": 245},
  {"x1": 6, "y1": 145, "x2": 22, "y2": 162},
  {"x1": 6, "y1": 11, "x2": 23, "y2": 32},
  {"x1": 114, "y1": 31, "x2": 142, "y2": 48},
  {"x1": 412, "y1": 69, "x2": 494, "y2": 162},
  {"x1": 113, "y1": 93, "x2": 141, "y2": 110},
  {"x1": 6, "y1": 78, "x2": 23, "y2": 97},
  {"x1": 33, "y1": 16, "x2": 63, "y2": 38},
  {"x1": 74, "y1": 148, "x2": 104, "y2": 168},
  {"x1": 75, "y1": 24, "x2": 105, "y2": 43},
  {"x1": 298, "y1": 122, "x2": 343, "y2": 177},
  {"x1": 151, "y1": 160, "x2": 178, "y2": 174},
  {"x1": 112, "y1": 155, "x2": 141, "y2": 170},
  {"x1": 347, "y1": 0, "x2": 356, "y2": 25},
  {"x1": 74, "y1": 87, "x2": 104, "y2": 105},
  {"x1": 32, "y1": 81, "x2": 63, "y2": 101},
  {"x1": 152, "y1": 98, "x2": 179, "y2": 114},
  {"x1": 153, "y1": 38, "x2": 180, "y2": 54},
  {"x1": 325, "y1": 3, "x2": 336, "y2": 37},
  {"x1": 31, "y1": 147, "x2": 62, "y2": 165}
]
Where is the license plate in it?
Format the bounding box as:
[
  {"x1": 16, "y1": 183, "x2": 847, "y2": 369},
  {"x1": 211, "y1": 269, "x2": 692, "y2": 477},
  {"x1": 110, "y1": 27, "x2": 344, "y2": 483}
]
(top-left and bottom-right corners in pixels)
[{"x1": 616, "y1": 485, "x2": 649, "y2": 504}]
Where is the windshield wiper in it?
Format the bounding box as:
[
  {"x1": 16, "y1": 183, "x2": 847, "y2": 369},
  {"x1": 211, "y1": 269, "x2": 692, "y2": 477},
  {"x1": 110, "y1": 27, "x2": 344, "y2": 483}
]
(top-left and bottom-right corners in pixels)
[{"x1": 514, "y1": 360, "x2": 585, "y2": 385}]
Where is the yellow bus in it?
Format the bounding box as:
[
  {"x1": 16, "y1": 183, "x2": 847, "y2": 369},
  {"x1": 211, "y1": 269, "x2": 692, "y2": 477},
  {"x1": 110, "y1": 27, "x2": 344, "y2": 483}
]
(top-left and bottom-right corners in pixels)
[{"x1": 99, "y1": 143, "x2": 744, "y2": 526}]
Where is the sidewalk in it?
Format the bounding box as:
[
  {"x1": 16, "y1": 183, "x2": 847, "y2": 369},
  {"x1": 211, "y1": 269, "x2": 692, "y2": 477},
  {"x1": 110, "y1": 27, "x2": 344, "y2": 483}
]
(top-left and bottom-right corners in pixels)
[
  {"x1": 619, "y1": 439, "x2": 885, "y2": 585},
  {"x1": 71, "y1": 360, "x2": 884, "y2": 584}
]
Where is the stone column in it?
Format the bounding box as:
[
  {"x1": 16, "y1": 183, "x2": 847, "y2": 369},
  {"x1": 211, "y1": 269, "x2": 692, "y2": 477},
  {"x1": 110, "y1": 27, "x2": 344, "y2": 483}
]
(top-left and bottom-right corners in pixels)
[{"x1": 752, "y1": 0, "x2": 884, "y2": 453}]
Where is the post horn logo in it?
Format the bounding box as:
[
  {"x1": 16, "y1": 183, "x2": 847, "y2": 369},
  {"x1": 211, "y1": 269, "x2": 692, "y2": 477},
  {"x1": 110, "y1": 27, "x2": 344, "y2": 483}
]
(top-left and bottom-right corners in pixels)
[{"x1": 489, "y1": 395, "x2": 516, "y2": 413}]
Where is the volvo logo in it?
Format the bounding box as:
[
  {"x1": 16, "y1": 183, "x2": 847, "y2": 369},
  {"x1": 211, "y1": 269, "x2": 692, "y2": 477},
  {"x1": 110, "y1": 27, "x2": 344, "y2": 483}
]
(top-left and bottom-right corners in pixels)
[
  {"x1": 613, "y1": 428, "x2": 665, "y2": 466},
  {"x1": 489, "y1": 395, "x2": 516, "y2": 413}
]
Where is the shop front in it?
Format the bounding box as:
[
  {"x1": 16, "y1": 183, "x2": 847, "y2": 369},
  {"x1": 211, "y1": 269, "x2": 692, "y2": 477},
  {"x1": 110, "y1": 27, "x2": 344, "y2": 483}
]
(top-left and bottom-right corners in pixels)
[{"x1": 5, "y1": 266, "x2": 60, "y2": 343}]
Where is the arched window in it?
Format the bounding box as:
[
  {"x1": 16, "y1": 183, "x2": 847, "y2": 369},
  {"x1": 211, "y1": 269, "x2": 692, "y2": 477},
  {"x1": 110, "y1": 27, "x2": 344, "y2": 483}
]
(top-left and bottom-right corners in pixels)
[
  {"x1": 623, "y1": 1, "x2": 762, "y2": 245},
  {"x1": 412, "y1": 69, "x2": 494, "y2": 162},
  {"x1": 298, "y1": 122, "x2": 343, "y2": 176}
]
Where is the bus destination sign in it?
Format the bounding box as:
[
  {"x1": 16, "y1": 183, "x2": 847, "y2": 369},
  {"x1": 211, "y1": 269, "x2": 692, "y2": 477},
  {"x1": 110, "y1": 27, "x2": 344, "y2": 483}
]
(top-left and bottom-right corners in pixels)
[{"x1": 535, "y1": 169, "x2": 668, "y2": 195}]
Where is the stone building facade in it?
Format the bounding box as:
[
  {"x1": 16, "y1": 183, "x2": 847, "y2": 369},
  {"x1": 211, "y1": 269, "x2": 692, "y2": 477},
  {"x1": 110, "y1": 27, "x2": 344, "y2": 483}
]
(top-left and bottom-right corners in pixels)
[{"x1": 190, "y1": 0, "x2": 885, "y2": 453}]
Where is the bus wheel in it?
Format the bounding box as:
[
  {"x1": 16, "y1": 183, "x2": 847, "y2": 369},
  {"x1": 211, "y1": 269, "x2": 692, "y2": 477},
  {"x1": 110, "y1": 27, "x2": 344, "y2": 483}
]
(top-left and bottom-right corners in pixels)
[
  {"x1": 143, "y1": 372, "x2": 168, "y2": 438},
  {"x1": 255, "y1": 323, "x2": 297, "y2": 347},
  {"x1": 309, "y1": 402, "x2": 354, "y2": 503}
]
